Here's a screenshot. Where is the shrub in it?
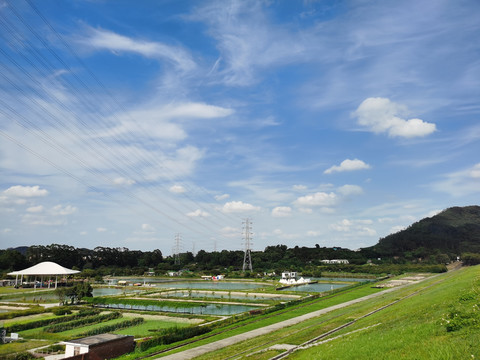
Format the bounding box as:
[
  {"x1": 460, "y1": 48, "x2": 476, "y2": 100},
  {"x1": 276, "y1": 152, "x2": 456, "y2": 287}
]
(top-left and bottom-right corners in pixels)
[
  {"x1": 78, "y1": 317, "x2": 144, "y2": 337},
  {"x1": 137, "y1": 326, "x2": 212, "y2": 351},
  {"x1": 51, "y1": 306, "x2": 72, "y2": 316},
  {"x1": 6, "y1": 309, "x2": 100, "y2": 332},
  {"x1": 2, "y1": 352, "x2": 36, "y2": 360},
  {"x1": 44, "y1": 312, "x2": 121, "y2": 333},
  {"x1": 0, "y1": 306, "x2": 45, "y2": 320}
]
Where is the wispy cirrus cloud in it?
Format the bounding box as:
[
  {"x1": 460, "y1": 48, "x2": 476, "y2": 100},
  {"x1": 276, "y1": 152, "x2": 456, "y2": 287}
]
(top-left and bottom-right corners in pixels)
[
  {"x1": 78, "y1": 27, "x2": 196, "y2": 72},
  {"x1": 432, "y1": 162, "x2": 480, "y2": 197}
]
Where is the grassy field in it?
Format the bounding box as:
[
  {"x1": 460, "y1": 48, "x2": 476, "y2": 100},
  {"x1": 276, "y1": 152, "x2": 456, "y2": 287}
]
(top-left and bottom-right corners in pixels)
[
  {"x1": 182, "y1": 267, "x2": 479, "y2": 360},
  {"x1": 289, "y1": 266, "x2": 479, "y2": 359}
]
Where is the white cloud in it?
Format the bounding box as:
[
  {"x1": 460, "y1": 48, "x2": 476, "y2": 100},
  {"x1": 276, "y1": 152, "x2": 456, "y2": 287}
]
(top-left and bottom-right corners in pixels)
[
  {"x1": 389, "y1": 225, "x2": 406, "y2": 234},
  {"x1": 337, "y1": 184, "x2": 364, "y2": 196},
  {"x1": 187, "y1": 209, "x2": 210, "y2": 217},
  {"x1": 271, "y1": 206, "x2": 292, "y2": 218},
  {"x1": 272, "y1": 228, "x2": 300, "y2": 240},
  {"x1": 354, "y1": 97, "x2": 436, "y2": 138},
  {"x1": 306, "y1": 230, "x2": 321, "y2": 237},
  {"x1": 81, "y1": 27, "x2": 196, "y2": 72},
  {"x1": 52, "y1": 205, "x2": 77, "y2": 216},
  {"x1": 3, "y1": 185, "x2": 48, "y2": 197},
  {"x1": 160, "y1": 102, "x2": 234, "y2": 120},
  {"x1": 432, "y1": 162, "x2": 480, "y2": 196},
  {"x1": 294, "y1": 192, "x2": 337, "y2": 207},
  {"x1": 292, "y1": 184, "x2": 307, "y2": 191},
  {"x1": 298, "y1": 208, "x2": 313, "y2": 214},
  {"x1": 330, "y1": 219, "x2": 352, "y2": 232},
  {"x1": 97, "y1": 227, "x2": 107, "y2": 232},
  {"x1": 169, "y1": 185, "x2": 186, "y2": 194},
  {"x1": 215, "y1": 194, "x2": 230, "y2": 201},
  {"x1": 27, "y1": 205, "x2": 44, "y2": 213},
  {"x1": 113, "y1": 177, "x2": 136, "y2": 186},
  {"x1": 358, "y1": 227, "x2": 377, "y2": 236},
  {"x1": 222, "y1": 201, "x2": 260, "y2": 213},
  {"x1": 141, "y1": 223, "x2": 155, "y2": 232},
  {"x1": 220, "y1": 226, "x2": 240, "y2": 238},
  {"x1": 21, "y1": 214, "x2": 66, "y2": 226},
  {"x1": 330, "y1": 219, "x2": 376, "y2": 237},
  {"x1": 324, "y1": 159, "x2": 371, "y2": 174}
]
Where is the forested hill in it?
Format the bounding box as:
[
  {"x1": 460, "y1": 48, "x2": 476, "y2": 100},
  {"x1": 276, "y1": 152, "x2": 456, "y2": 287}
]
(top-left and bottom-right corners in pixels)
[{"x1": 369, "y1": 205, "x2": 480, "y2": 258}]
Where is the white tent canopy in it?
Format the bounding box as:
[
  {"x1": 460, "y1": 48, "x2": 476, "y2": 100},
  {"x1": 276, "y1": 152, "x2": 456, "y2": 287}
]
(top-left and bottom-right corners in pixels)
[{"x1": 8, "y1": 261, "x2": 80, "y2": 288}]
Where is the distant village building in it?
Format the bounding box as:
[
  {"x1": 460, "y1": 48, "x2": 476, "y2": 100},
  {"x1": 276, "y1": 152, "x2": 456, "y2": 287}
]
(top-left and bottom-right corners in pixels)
[
  {"x1": 321, "y1": 259, "x2": 349, "y2": 264},
  {"x1": 63, "y1": 334, "x2": 134, "y2": 359}
]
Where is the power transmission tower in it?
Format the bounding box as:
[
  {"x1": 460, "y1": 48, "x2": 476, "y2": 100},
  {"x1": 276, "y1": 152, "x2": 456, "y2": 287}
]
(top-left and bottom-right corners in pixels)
[
  {"x1": 173, "y1": 233, "x2": 182, "y2": 265},
  {"x1": 242, "y1": 218, "x2": 253, "y2": 272}
]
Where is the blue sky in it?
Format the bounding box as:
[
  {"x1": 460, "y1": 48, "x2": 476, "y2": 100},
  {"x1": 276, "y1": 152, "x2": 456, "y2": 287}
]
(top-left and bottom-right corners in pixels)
[{"x1": 1, "y1": 0, "x2": 479, "y2": 255}]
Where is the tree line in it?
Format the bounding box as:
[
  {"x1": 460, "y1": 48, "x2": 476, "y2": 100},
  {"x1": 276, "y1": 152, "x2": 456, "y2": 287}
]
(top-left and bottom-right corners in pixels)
[{"x1": 1, "y1": 242, "x2": 467, "y2": 278}]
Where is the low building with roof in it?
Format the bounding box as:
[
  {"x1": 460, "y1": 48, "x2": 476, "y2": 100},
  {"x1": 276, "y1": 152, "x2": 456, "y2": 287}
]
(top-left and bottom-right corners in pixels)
[{"x1": 63, "y1": 333, "x2": 134, "y2": 359}]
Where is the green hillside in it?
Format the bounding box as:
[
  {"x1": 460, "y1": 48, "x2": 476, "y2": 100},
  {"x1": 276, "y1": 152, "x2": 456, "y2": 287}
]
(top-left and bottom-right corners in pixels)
[{"x1": 369, "y1": 205, "x2": 480, "y2": 259}]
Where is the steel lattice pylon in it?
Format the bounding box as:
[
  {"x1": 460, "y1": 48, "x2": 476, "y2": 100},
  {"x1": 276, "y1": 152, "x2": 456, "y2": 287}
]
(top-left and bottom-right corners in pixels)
[{"x1": 242, "y1": 218, "x2": 253, "y2": 272}]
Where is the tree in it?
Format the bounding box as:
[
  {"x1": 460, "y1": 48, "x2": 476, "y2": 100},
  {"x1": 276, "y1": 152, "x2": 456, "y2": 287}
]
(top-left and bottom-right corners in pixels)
[{"x1": 57, "y1": 282, "x2": 93, "y2": 305}]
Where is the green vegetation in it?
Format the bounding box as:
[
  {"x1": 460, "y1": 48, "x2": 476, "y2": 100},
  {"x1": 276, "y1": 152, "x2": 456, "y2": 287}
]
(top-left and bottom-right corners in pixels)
[
  {"x1": 286, "y1": 267, "x2": 480, "y2": 359},
  {"x1": 180, "y1": 268, "x2": 478, "y2": 359},
  {"x1": 76, "y1": 317, "x2": 144, "y2": 337},
  {"x1": 0, "y1": 306, "x2": 45, "y2": 320},
  {"x1": 43, "y1": 311, "x2": 121, "y2": 333},
  {"x1": 4, "y1": 206, "x2": 479, "y2": 278},
  {"x1": 5, "y1": 309, "x2": 99, "y2": 332},
  {"x1": 136, "y1": 326, "x2": 212, "y2": 352},
  {"x1": 115, "y1": 319, "x2": 191, "y2": 337},
  {"x1": 370, "y1": 205, "x2": 480, "y2": 261}
]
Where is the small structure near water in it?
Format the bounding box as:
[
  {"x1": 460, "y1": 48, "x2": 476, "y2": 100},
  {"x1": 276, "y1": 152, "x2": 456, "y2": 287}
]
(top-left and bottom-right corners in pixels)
[{"x1": 279, "y1": 271, "x2": 311, "y2": 285}]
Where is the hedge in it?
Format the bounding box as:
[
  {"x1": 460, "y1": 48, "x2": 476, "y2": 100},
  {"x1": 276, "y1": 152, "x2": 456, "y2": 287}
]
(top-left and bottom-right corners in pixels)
[
  {"x1": 137, "y1": 325, "x2": 212, "y2": 351},
  {"x1": 0, "y1": 306, "x2": 45, "y2": 320},
  {"x1": 77, "y1": 317, "x2": 144, "y2": 337},
  {"x1": 44, "y1": 312, "x2": 122, "y2": 333},
  {"x1": 6, "y1": 309, "x2": 100, "y2": 333}
]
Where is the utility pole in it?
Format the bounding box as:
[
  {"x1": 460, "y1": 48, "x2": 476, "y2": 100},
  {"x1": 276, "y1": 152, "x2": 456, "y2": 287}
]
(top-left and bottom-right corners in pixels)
[
  {"x1": 173, "y1": 233, "x2": 182, "y2": 266},
  {"x1": 242, "y1": 218, "x2": 253, "y2": 272}
]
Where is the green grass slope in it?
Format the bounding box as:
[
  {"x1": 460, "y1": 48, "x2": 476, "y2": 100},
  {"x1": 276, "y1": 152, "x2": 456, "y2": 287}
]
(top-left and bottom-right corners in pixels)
[{"x1": 291, "y1": 266, "x2": 480, "y2": 360}]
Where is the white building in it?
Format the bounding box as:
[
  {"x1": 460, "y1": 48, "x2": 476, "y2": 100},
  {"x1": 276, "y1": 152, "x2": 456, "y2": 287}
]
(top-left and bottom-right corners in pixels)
[{"x1": 321, "y1": 259, "x2": 349, "y2": 264}]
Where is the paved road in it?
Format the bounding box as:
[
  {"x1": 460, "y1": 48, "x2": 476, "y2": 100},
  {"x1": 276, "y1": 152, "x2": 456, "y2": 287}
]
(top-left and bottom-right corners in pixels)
[{"x1": 158, "y1": 285, "x2": 405, "y2": 360}]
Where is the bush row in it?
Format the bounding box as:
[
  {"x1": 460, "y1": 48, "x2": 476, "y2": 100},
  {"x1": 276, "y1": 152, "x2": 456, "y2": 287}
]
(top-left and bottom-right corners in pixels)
[
  {"x1": 137, "y1": 326, "x2": 212, "y2": 352},
  {"x1": 44, "y1": 312, "x2": 122, "y2": 333},
  {"x1": 6, "y1": 309, "x2": 99, "y2": 332},
  {"x1": 1, "y1": 352, "x2": 36, "y2": 360},
  {"x1": 0, "y1": 306, "x2": 45, "y2": 320},
  {"x1": 77, "y1": 317, "x2": 144, "y2": 337}
]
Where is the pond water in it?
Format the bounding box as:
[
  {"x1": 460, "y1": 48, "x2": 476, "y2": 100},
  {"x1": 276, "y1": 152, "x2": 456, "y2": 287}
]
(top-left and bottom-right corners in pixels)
[
  {"x1": 278, "y1": 282, "x2": 349, "y2": 293},
  {"x1": 96, "y1": 302, "x2": 259, "y2": 315},
  {"x1": 157, "y1": 290, "x2": 297, "y2": 301},
  {"x1": 92, "y1": 288, "x2": 144, "y2": 296},
  {"x1": 313, "y1": 277, "x2": 373, "y2": 282},
  {"x1": 153, "y1": 281, "x2": 265, "y2": 291},
  {"x1": 107, "y1": 278, "x2": 266, "y2": 291}
]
